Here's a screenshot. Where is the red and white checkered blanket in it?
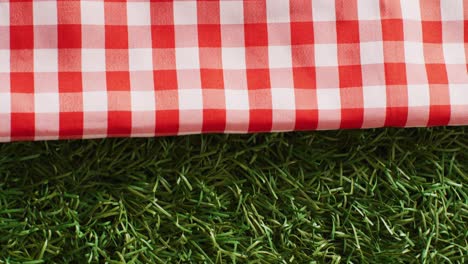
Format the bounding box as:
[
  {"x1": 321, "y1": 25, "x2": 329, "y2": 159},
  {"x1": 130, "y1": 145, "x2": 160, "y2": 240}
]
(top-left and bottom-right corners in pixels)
[{"x1": 0, "y1": 0, "x2": 466, "y2": 141}]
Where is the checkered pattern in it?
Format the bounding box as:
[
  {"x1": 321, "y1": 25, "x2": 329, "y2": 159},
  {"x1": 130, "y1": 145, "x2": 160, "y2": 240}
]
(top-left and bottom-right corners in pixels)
[{"x1": 0, "y1": 0, "x2": 466, "y2": 141}]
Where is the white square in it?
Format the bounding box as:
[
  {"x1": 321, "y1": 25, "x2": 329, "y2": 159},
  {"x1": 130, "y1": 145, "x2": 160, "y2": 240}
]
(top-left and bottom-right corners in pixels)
[
  {"x1": 400, "y1": 0, "x2": 421, "y2": 20},
  {"x1": 450, "y1": 84, "x2": 468, "y2": 105},
  {"x1": 225, "y1": 89, "x2": 249, "y2": 110},
  {"x1": 266, "y1": 0, "x2": 290, "y2": 23},
  {"x1": 220, "y1": 1, "x2": 244, "y2": 24},
  {"x1": 33, "y1": 2, "x2": 57, "y2": 25},
  {"x1": 363, "y1": 86, "x2": 386, "y2": 108},
  {"x1": 271, "y1": 88, "x2": 295, "y2": 110},
  {"x1": 173, "y1": 1, "x2": 197, "y2": 25},
  {"x1": 443, "y1": 44, "x2": 465, "y2": 64},
  {"x1": 317, "y1": 89, "x2": 341, "y2": 110},
  {"x1": 175, "y1": 48, "x2": 200, "y2": 69},
  {"x1": 312, "y1": 1, "x2": 336, "y2": 21},
  {"x1": 314, "y1": 44, "x2": 338, "y2": 67},
  {"x1": 357, "y1": 0, "x2": 380, "y2": 20},
  {"x1": 83, "y1": 91, "x2": 108, "y2": 112},
  {"x1": 407, "y1": 85, "x2": 430, "y2": 107},
  {"x1": 34, "y1": 49, "x2": 58, "y2": 72},
  {"x1": 269, "y1": 46, "x2": 292, "y2": 68},
  {"x1": 360, "y1": 42, "x2": 384, "y2": 65},
  {"x1": 129, "y1": 49, "x2": 153, "y2": 71},
  {"x1": 222, "y1": 47, "x2": 246, "y2": 69},
  {"x1": 178, "y1": 89, "x2": 203, "y2": 110},
  {"x1": 81, "y1": 1, "x2": 105, "y2": 25},
  {"x1": 82, "y1": 49, "x2": 106, "y2": 72},
  {"x1": 404, "y1": 42, "x2": 425, "y2": 64},
  {"x1": 0, "y1": 3, "x2": 9, "y2": 26},
  {"x1": 0, "y1": 50, "x2": 9, "y2": 72},
  {"x1": 441, "y1": 0, "x2": 463, "y2": 21},
  {"x1": 35, "y1": 93, "x2": 59, "y2": 113},
  {"x1": 131, "y1": 91, "x2": 156, "y2": 111},
  {"x1": 0, "y1": 93, "x2": 10, "y2": 113},
  {"x1": 127, "y1": 2, "x2": 151, "y2": 25}
]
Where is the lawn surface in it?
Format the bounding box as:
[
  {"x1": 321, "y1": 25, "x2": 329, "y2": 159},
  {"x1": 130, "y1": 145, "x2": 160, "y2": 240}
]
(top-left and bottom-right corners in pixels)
[{"x1": 0, "y1": 127, "x2": 467, "y2": 263}]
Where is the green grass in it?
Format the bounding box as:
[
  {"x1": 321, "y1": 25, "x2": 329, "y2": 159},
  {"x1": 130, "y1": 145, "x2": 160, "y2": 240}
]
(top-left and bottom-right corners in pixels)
[{"x1": 0, "y1": 127, "x2": 467, "y2": 263}]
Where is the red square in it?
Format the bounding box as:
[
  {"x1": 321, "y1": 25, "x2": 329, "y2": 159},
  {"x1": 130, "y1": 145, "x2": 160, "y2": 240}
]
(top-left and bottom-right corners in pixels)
[
  {"x1": 59, "y1": 72, "x2": 82, "y2": 93},
  {"x1": 339, "y1": 65, "x2": 362, "y2": 88},
  {"x1": 201, "y1": 69, "x2": 224, "y2": 89},
  {"x1": 105, "y1": 26, "x2": 128, "y2": 49},
  {"x1": 340, "y1": 108, "x2": 364, "y2": 129},
  {"x1": 381, "y1": 20, "x2": 404, "y2": 41},
  {"x1": 153, "y1": 70, "x2": 178, "y2": 90},
  {"x1": 202, "y1": 109, "x2": 226, "y2": 133},
  {"x1": 291, "y1": 22, "x2": 314, "y2": 45},
  {"x1": 422, "y1": 21, "x2": 442, "y2": 43},
  {"x1": 106, "y1": 71, "x2": 130, "y2": 91},
  {"x1": 198, "y1": 25, "x2": 221, "y2": 47},
  {"x1": 10, "y1": 26, "x2": 34, "y2": 49},
  {"x1": 336, "y1": 21, "x2": 360, "y2": 43},
  {"x1": 385, "y1": 107, "x2": 408, "y2": 127},
  {"x1": 245, "y1": 24, "x2": 268, "y2": 47},
  {"x1": 428, "y1": 105, "x2": 451, "y2": 126},
  {"x1": 59, "y1": 112, "x2": 83, "y2": 138},
  {"x1": 248, "y1": 109, "x2": 272, "y2": 132},
  {"x1": 11, "y1": 113, "x2": 35, "y2": 140},
  {"x1": 426, "y1": 64, "x2": 448, "y2": 84},
  {"x1": 293, "y1": 67, "x2": 316, "y2": 89},
  {"x1": 108, "y1": 111, "x2": 131, "y2": 136},
  {"x1": 247, "y1": 69, "x2": 270, "y2": 90},
  {"x1": 465, "y1": 21, "x2": 468, "y2": 43},
  {"x1": 384, "y1": 63, "x2": 407, "y2": 85},
  {"x1": 156, "y1": 110, "x2": 179, "y2": 135},
  {"x1": 152, "y1": 25, "x2": 175, "y2": 48},
  {"x1": 295, "y1": 110, "x2": 318, "y2": 130},
  {"x1": 58, "y1": 25, "x2": 82, "y2": 49},
  {"x1": 11, "y1": 73, "x2": 34, "y2": 93}
]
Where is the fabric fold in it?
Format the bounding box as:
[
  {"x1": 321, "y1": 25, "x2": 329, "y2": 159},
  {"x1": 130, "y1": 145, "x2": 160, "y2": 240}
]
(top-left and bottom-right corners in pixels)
[{"x1": 0, "y1": 0, "x2": 466, "y2": 141}]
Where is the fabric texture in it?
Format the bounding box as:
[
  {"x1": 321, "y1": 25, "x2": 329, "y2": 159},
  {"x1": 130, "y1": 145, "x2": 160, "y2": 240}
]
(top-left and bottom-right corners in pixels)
[{"x1": 0, "y1": 0, "x2": 466, "y2": 141}]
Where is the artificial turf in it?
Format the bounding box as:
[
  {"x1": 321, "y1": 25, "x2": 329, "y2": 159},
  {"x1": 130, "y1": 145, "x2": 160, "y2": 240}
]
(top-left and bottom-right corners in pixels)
[{"x1": 0, "y1": 127, "x2": 467, "y2": 263}]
